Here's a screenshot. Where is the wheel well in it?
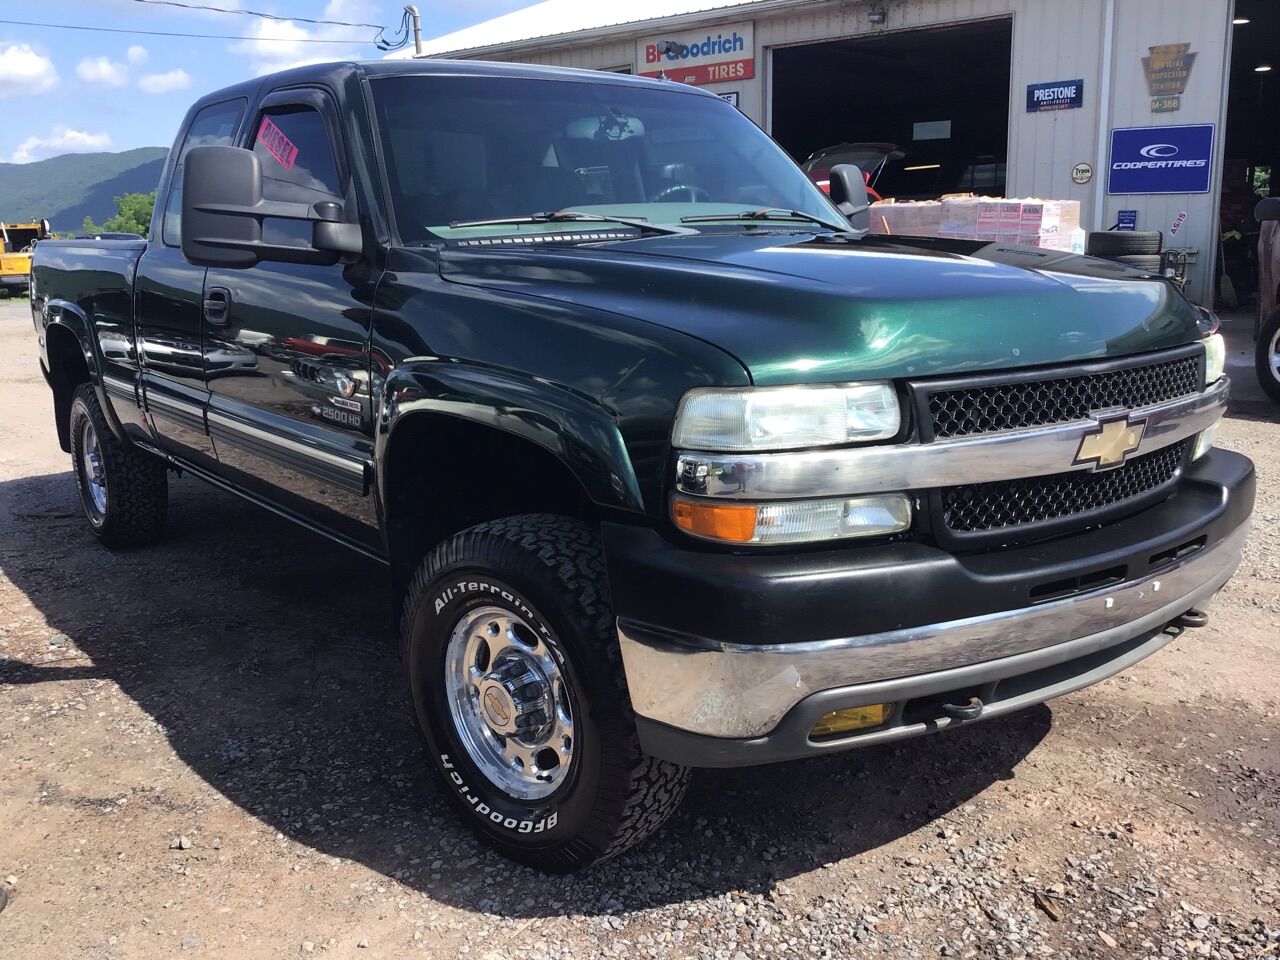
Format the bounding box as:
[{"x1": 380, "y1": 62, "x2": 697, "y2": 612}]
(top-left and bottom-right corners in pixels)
[
  {"x1": 44, "y1": 324, "x2": 92, "y2": 452},
  {"x1": 383, "y1": 414, "x2": 599, "y2": 588}
]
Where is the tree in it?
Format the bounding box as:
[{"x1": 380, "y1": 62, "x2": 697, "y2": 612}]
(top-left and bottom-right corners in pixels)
[{"x1": 82, "y1": 191, "x2": 155, "y2": 236}]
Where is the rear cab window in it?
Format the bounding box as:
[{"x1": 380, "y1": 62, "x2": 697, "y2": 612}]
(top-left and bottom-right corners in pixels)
[{"x1": 162, "y1": 98, "x2": 247, "y2": 246}]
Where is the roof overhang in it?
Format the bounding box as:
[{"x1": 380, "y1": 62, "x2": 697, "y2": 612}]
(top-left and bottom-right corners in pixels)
[{"x1": 394, "y1": 0, "x2": 831, "y2": 61}]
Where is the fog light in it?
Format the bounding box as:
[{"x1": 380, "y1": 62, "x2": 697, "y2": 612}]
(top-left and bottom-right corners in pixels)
[
  {"x1": 1193, "y1": 421, "x2": 1220, "y2": 460},
  {"x1": 809, "y1": 703, "x2": 893, "y2": 738}
]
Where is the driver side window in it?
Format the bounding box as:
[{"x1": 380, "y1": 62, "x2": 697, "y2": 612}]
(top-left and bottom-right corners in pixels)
[
  {"x1": 251, "y1": 105, "x2": 342, "y2": 202},
  {"x1": 250, "y1": 104, "x2": 343, "y2": 247}
]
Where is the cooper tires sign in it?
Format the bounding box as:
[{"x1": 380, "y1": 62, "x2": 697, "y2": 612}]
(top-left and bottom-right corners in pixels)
[{"x1": 1107, "y1": 124, "x2": 1214, "y2": 195}]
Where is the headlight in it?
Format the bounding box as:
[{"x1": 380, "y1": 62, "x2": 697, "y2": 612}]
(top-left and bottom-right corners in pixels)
[
  {"x1": 672, "y1": 494, "x2": 912, "y2": 545},
  {"x1": 1203, "y1": 332, "x2": 1225, "y2": 385},
  {"x1": 673, "y1": 382, "x2": 900, "y2": 451}
]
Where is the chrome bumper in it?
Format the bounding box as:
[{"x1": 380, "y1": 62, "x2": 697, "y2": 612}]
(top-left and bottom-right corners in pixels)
[{"x1": 617, "y1": 523, "x2": 1247, "y2": 739}]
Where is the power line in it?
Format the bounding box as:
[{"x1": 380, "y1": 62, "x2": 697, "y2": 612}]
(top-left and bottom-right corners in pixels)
[
  {"x1": 0, "y1": 17, "x2": 380, "y2": 44},
  {"x1": 124, "y1": 0, "x2": 384, "y2": 30}
]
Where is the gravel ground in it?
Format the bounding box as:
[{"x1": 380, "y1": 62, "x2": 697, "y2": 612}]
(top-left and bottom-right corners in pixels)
[{"x1": 0, "y1": 298, "x2": 1277, "y2": 959}]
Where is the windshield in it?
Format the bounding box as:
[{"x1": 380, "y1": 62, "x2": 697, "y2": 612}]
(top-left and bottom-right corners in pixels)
[{"x1": 369, "y1": 74, "x2": 845, "y2": 242}]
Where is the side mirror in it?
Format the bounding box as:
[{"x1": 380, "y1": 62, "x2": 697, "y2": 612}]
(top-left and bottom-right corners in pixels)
[
  {"x1": 828, "y1": 163, "x2": 871, "y2": 232},
  {"x1": 1256, "y1": 197, "x2": 1280, "y2": 222},
  {"x1": 181, "y1": 144, "x2": 361, "y2": 269}
]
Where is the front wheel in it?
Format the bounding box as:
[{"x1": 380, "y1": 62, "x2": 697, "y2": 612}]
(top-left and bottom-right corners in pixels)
[
  {"x1": 400, "y1": 515, "x2": 689, "y2": 872},
  {"x1": 1258, "y1": 309, "x2": 1280, "y2": 404}
]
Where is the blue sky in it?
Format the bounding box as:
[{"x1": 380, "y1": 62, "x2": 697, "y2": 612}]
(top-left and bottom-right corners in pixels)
[{"x1": 0, "y1": 0, "x2": 533, "y2": 164}]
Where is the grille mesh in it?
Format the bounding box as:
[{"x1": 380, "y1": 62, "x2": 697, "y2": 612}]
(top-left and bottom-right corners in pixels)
[
  {"x1": 942, "y1": 441, "x2": 1189, "y2": 533},
  {"x1": 927, "y1": 354, "x2": 1201, "y2": 439}
]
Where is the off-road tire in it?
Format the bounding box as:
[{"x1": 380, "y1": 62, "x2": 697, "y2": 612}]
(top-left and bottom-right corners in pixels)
[
  {"x1": 1257, "y1": 308, "x2": 1280, "y2": 404},
  {"x1": 69, "y1": 383, "x2": 168, "y2": 547},
  {"x1": 1086, "y1": 230, "x2": 1163, "y2": 257},
  {"x1": 400, "y1": 514, "x2": 690, "y2": 872}
]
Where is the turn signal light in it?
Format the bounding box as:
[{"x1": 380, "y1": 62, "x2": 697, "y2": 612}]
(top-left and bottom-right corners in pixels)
[
  {"x1": 672, "y1": 499, "x2": 758, "y2": 542},
  {"x1": 809, "y1": 704, "x2": 893, "y2": 739}
]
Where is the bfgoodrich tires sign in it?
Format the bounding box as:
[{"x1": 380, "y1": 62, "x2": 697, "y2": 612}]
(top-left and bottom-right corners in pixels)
[{"x1": 637, "y1": 22, "x2": 754, "y2": 85}]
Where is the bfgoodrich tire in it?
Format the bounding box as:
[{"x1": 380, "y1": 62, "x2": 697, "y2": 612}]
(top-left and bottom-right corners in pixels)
[
  {"x1": 69, "y1": 383, "x2": 168, "y2": 547},
  {"x1": 1257, "y1": 309, "x2": 1280, "y2": 404},
  {"x1": 400, "y1": 514, "x2": 690, "y2": 872}
]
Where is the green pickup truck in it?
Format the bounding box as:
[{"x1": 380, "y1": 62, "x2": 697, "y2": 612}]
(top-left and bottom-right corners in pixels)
[{"x1": 30, "y1": 59, "x2": 1253, "y2": 872}]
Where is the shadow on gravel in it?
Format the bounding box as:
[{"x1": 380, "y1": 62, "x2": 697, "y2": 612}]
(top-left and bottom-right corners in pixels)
[{"x1": 0, "y1": 470, "x2": 1049, "y2": 915}]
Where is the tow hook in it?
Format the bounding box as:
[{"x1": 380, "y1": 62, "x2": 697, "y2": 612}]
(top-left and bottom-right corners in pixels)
[
  {"x1": 1175, "y1": 608, "x2": 1209, "y2": 629},
  {"x1": 940, "y1": 697, "x2": 984, "y2": 721}
]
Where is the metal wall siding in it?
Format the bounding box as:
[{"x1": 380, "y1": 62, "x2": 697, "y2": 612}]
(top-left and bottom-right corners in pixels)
[{"x1": 1102, "y1": 0, "x2": 1233, "y2": 302}]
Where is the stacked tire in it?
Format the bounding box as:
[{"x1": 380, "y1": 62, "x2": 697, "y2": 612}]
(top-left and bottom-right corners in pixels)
[{"x1": 1085, "y1": 230, "x2": 1163, "y2": 274}]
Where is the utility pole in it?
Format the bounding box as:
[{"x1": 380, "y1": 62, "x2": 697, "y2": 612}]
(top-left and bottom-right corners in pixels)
[{"x1": 405, "y1": 5, "x2": 423, "y2": 57}]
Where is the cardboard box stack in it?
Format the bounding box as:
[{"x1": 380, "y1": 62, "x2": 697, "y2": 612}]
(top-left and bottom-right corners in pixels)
[{"x1": 869, "y1": 196, "x2": 1084, "y2": 252}]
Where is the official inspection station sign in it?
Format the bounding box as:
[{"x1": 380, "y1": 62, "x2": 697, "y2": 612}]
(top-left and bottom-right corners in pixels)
[
  {"x1": 1107, "y1": 124, "x2": 1214, "y2": 195},
  {"x1": 1026, "y1": 79, "x2": 1084, "y2": 112}
]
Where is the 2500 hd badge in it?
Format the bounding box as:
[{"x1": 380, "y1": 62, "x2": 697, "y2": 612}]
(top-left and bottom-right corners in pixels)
[{"x1": 31, "y1": 58, "x2": 1253, "y2": 872}]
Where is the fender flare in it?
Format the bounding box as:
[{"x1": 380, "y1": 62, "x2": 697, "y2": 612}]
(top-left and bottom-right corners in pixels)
[
  {"x1": 375, "y1": 359, "x2": 646, "y2": 517},
  {"x1": 42, "y1": 299, "x2": 129, "y2": 444}
]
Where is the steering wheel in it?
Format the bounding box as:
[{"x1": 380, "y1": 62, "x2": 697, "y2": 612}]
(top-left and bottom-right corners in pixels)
[{"x1": 652, "y1": 183, "x2": 711, "y2": 203}]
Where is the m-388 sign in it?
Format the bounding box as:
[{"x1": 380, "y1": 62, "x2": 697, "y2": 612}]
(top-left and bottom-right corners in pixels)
[{"x1": 638, "y1": 22, "x2": 754, "y2": 85}]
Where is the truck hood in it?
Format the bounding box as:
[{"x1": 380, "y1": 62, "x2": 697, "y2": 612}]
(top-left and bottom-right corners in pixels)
[{"x1": 437, "y1": 232, "x2": 1206, "y2": 385}]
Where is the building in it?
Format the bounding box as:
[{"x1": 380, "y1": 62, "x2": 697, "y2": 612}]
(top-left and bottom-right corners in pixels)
[{"x1": 402, "y1": 0, "x2": 1280, "y2": 309}]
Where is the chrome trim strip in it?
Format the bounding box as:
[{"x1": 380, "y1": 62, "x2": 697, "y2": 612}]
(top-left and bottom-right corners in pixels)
[
  {"x1": 617, "y1": 522, "x2": 1247, "y2": 739},
  {"x1": 207, "y1": 410, "x2": 368, "y2": 483},
  {"x1": 676, "y1": 378, "x2": 1228, "y2": 499},
  {"x1": 146, "y1": 391, "x2": 205, "y2": 432},
  {"x1": 102, "y1": 374, "x2": 135, "y2": 401}
]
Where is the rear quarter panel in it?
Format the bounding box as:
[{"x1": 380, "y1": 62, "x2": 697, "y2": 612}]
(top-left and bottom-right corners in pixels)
[{"x1": 32, "y1": 239, "x2": 149, "y2": 437}]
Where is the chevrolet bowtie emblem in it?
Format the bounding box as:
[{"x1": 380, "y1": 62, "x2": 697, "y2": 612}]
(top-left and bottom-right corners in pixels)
[{"x1": 1074, "y1": 415, "x2": 1147, "y2": 470}]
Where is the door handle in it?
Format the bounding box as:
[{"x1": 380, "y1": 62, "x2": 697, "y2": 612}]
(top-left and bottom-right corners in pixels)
[{"x1": 204, "y1": 287, "x2": 231, "y2": 325}]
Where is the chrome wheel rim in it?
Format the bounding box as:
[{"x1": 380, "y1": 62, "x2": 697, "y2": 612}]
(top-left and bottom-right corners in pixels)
[
  {"x1": 79, "y1": 419, "x2": 107, "y2": 518},
  {"x1": 444, "y1": 604, "x2": 575, "y2": 800},
  {"x1": 1269, "y1": 327, "x2": 1280, "y2": 383}
]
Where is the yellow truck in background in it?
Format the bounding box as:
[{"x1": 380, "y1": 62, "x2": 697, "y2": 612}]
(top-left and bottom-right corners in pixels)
[{"x1": 1, "y1": 219, "x2": 50, "y2": 294}]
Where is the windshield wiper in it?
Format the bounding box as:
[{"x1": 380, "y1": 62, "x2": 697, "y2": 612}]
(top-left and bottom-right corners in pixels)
[
  {"x1": 447, "y1": 210, "x2": 693, "y2": 236},
  {"x1": 679, "y1": 208, "x2": 848, "y2": 231}
]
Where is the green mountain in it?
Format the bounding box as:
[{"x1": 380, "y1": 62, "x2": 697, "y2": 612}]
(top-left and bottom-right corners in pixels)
[{"x1": 0, "y1": 147, "x2": 169, "y2": 232}]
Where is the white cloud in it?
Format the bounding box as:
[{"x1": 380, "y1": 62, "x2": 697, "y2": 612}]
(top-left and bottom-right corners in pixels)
[
  {"x1": 230, "y1": 0, "x2": 380, "y2": 76},
  {"x1": 138, "y1": 69, "x2": 191, "y2": 94},
  {"x1": 0, "y1": 43, "x2": 59, "y2": 98},
  {"x1": 126, "y1": 45, "x2": 149, "y2": 65},
  {"x1": 11, "y1": 126, "x2": 113, "y2": 163},
  {"x1": 76, "y1": 56, "x2": 129, "y2": 87}
]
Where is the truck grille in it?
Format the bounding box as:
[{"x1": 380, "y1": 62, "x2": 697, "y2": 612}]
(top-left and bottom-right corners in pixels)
[
  {"x1": 926, "y1": 353, "x2": 1201, "y2": 439},
  {"x1": 941, "y1": 440, "x2": 1189, "y2": 533}
]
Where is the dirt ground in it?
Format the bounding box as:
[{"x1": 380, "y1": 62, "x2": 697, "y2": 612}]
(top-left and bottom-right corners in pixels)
[{"x1": 0, "y1": 297, "x2": 1276, "y2": 959}]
